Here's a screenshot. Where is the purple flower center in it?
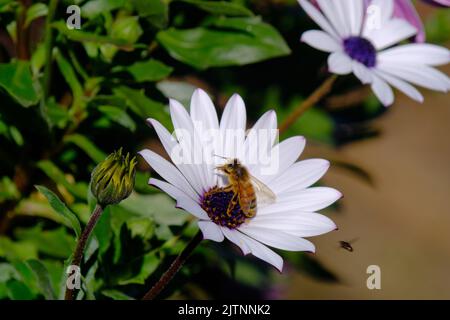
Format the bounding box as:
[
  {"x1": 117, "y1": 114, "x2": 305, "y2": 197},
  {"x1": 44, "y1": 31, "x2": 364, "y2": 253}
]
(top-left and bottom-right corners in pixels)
[
  {"x1": 343, "y1": 36, "x2": 377, "y2": 68},
  {"x1": 201, "y1": 187, "x2": 247, "y2": 229}
]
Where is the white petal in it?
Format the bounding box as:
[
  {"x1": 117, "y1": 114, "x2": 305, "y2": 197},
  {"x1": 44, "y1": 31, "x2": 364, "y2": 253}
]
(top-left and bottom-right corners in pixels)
[
  {"x1": 220, "y1": 94, "x2": 247, "y2": 160},
  {"x1": 259, "y1": 187, "x2": 342, "y2": 214},
  {"x1": 221, "y1": 227, "x2": 250, "y2": 255},
  {"x1": 269, "y1": 159, "x2": 330, "y2": 194},
  {"x1": 373, "y1": 69, "x2": 423, "y2": 103},
  {"x1": 378, "y1": 44, "x2": 450, "y2": 66},
  {"x1": 250, "y1": 212, "x2": 337, "y2": 237},
  {"x1": 317, "y1": 0, "x2": 349, "y2": 37},
  {"x1": 297, "y1": 0, "x2": 340, "y2": 41},
  {"x1": 139, "y1": 149, "x2": 198, "y2": 200},
  {"x1": 341, "y1": 0, "x2": 363, "y2": 35},
  {"x1": 147, "y1": 118, "x2": 203, "y2": 195},
  {"x1": 198, "y1": 221, "x2": 224, "y2": 242},
  {"x1": 328, "y1": 51, "x2": 353, "y2": 75},
  {"x1": 362, "y1": 0, "x2": 394, "y2": 36},
  {"x1": 149, "y1": 178, "x2": 193, "y2": 202},
  {"x1": 175, "y1": 196, "x2": 209, "y2": 220},
  {"x1": 170, "y1": 99, "x2": 210, "y2": 191},
  {"x1": 260, "y1": 136, "x2": 306, "y2": 184},
  {"x1": 365, "y1": 19, "x2": 417, "y2": 50},
  {"x1": 238, "y1": 232, "x2": 283, "y2": 271},
  {"x1": 377, "y1": 62, "x2": 450, "y2": 92},
  {"x1": 244, "y1": 110, "x2": 277, "y2": 178},
  {"x1": 352, "y1": 61, "x2": 373, "y2": 84},
  {"x1": 370, "y1": 74, "x2": 394, "y2": 106},
  {"x1": 239, "y1": 225, "x2": 316, "y2": 252},
  {"x1": 362, "y1": 0, "x2": 394, "y2": 38},
  {"x1": 190, "y1": 89, "x2": 220, "y2": 187},
  {"x1": 301, "y1": 30, "x2": 342, "y2": 52}
]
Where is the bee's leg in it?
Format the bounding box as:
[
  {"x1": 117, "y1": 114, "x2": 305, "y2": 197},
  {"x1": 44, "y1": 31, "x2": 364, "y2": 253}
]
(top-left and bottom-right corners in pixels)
[
  {"x1": 223, "y1": 184, "x2": 233, "y2": 192},
  {"x1": 225, "y1": 192, "x2": 239, "y2": 217},
  {"x1": 244, "y1": 199, "x2": 257, "y2": 218}
]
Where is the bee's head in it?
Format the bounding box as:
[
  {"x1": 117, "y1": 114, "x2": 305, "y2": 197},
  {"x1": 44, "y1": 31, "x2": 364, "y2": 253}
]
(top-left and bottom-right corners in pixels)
[{"x1": 216, "y1": 158, "x2": 241, "y2": 175}]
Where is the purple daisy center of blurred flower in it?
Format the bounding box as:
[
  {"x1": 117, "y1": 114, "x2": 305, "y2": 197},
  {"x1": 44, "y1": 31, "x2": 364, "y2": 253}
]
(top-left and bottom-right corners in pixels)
[
  {"x1": 201, "y1": 187, "x2": 247, "y2": 229},
  {"x1": 343, "y1": 36, "x2": 377, "y2": 68}
]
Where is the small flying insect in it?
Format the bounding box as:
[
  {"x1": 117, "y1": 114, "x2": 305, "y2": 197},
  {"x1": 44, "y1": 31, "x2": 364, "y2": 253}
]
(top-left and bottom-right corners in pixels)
[
  {"x1": 339, "y1": 238, "x2": 359, "y2": 252},
  {"x1": 215, "y1": 157, "x2": 276, "y2": 218}
]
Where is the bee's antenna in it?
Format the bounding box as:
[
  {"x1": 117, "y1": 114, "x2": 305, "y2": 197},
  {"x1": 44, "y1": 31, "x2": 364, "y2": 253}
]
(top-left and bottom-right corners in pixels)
[{"x1": 213, "y1": 154, "x2": 228, "y2": 160}]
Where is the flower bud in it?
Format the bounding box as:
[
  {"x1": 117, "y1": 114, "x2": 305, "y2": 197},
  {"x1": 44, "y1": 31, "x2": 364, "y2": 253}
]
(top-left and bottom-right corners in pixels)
[{"x1": 90, "y1": 148, "x2": 137, "y2": 206}]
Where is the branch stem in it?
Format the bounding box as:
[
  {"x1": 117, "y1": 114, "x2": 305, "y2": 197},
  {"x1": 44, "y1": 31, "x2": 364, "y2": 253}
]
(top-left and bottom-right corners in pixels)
[
  {"x1": 279, "y1": 75, "x2": 337, "y2": 134},
  {"x1": 142, "y1": 231, "x2": 203, "y2": 300}
]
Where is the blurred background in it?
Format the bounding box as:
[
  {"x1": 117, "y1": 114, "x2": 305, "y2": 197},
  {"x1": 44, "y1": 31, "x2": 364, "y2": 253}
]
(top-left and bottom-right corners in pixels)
[{"x1": 0, "y1": 0, "x2": 448, "y2": 300}]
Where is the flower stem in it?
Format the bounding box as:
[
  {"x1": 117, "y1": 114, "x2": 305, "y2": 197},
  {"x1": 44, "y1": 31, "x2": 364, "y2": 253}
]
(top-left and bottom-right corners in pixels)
[
  {"x1": 142, "y1": 231, "x2": 203, "y2": 300},
  {"x1": 43, "y1": 0, "x2": 59, "y2": 99},
  {"x1": 279, "y1": 75, "x2": 337, "y2": 134},
  {"x1": 64, "y1": 204, "x2": 104, "y2": 300}
]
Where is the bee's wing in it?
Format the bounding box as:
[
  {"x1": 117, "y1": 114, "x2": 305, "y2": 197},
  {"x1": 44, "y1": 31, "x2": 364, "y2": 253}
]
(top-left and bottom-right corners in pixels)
[{"x1": 250, "y1": 175, "x2": 276, "y2": 205}]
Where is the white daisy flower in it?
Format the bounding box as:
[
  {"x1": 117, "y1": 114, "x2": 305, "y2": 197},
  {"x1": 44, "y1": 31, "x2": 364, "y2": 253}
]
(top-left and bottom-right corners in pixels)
[
  {"x1": 298, "y1": 0, "x2": 450, "y2": 106},
  {"x1": 139, "y1": 89, "x2": 341, "y2": 271}
]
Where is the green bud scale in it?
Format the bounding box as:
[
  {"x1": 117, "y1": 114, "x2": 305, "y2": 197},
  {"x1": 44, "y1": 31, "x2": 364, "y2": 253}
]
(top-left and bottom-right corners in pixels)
[{"x1": 90, "y1": 148, "x2": 137, "y2": 206}]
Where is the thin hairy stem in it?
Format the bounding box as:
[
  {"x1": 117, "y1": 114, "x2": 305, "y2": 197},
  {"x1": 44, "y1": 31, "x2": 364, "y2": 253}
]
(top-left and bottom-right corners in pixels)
[
  {"x1": 64, "y1": 204, "x2": 104, "y2": 300},
  {"x1": 142, "y1": 231, "x2": 203, "y2": 300}
]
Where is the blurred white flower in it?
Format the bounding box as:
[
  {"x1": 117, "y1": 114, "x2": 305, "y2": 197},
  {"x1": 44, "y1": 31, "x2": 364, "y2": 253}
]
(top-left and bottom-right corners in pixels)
[
  {"x1": 139, "y1": 89, "x2": 340, "y2": 271},
  {"x1": 298, "y1": 0, "x2": 450, "y2": 106}
]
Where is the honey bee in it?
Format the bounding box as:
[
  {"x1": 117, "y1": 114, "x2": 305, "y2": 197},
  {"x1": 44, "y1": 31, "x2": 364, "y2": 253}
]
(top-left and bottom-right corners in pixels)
[
  {"x1": 339, "y1": 238, "x2": 359, "y2": 252},
  {"x1": 216, "y1": 158, "x2": 276, "y2": 218}
]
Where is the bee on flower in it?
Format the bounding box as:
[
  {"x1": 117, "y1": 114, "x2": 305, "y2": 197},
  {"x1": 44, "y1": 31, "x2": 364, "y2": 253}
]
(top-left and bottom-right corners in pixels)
[{"x1": 139, "y1": 89, "x2": 341, "y2": 271}]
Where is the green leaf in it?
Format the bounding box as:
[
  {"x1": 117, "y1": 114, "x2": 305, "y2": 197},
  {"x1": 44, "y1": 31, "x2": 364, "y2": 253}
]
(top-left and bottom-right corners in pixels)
[
  {"x1": 35, "y1": 185, "x2": 82, "y2": 238},
  {"x1": 93, "y1": 208, "x2": 113, "y2": 256},
  {"x1": 0, "y1": 263, "x2": 20, "y2": 283},
  {"x1": 157, "y1": 16, "x2": 291, "y2": 69},
  {"x1": 0, "y1": 176, "x2": 20, "y2": 200},
  {"x1": 36, "y1": 160, "x2": 88, "y2": 199},
  {"x1": 9, "y1": 125, "x2": 24, "y2": 146},
  {"x1": 156, "y1": 80, "x2": 197, "y2": 107},
  {"x1": 31, "y1": 43, "x2": 46, "y2": 75},
  {"x1": 64, "y1": 134, "x2": 107, "y2": 163},
  {"x1": 45, "y1": 98, "x2": 71, "y2": 129},
  {"x1": 132, "y1": 0, "x2": 168, "y2": 29},
  {"x1": 117, "y1": 252, "x2": 159, "y2": 285},
  {"x1": 6, "y1": 280, "x2": 35, "y2": 300},
  {"x1": 283, "y1": 106, "x2": 334, "y2": 144},
  {"x1": 0, "y1": 61, "x2": 39, "y2": 107},
  {"x1": 55, "y1": 50, "x2": 84, "y2": 109},
  {"x1": 126, "y1": 217, "x2": 154, "y2": 240},
  {"x1": 120, "y1": 193, "x2": 189, "y2": 227},
  {"x1": 25, "y1": 3, "x2": 48, "y2": 28},
  {"x1": 102, "y1": 289, "x2": 135, "y2": 300},
  {"x1": 26, "y1": 260, "x2": 56, "y2": 300},
  {"x1": 115, "y1": 59, "x2": 173, "y2": 82},
  {"x1": 113, "y1": 86, "x2": 172, "y2": 130},
  {"x1": 0, "y1": 237, "x2": 38, "y2": 261},
  {"x1": 15, "y1": 197, "x2": 74, "y2": 227},
  {"x1": 100, "y1": 16, "x2": 143, "y2": 61},
  {"x1": 15, "y1": 225, "x2": 75, "y2": 258},
  {"x1": 98, "y1": 105, "x2": 136, "y2": 132},
  {"x1": 81, "y1": 0, "x2": 127, "y2": 18},
  {"x1": 179, "y1": 0, "x2": 253, "y2": 17},
  {"x1": 53, "y1": 21, "x2": 132, "y2": 48}
]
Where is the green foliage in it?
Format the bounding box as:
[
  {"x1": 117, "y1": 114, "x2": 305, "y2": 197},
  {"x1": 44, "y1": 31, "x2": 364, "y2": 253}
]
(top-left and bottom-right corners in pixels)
[
  {"x1": 35, "y1": 186, "x2": 82, "y2": 238},
  {"x1": 0, "y1": 61, "x2": 39, "y2": 107},
  {"x1": 157, "y1": 17, "x2": 291, "y2": 69}
]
